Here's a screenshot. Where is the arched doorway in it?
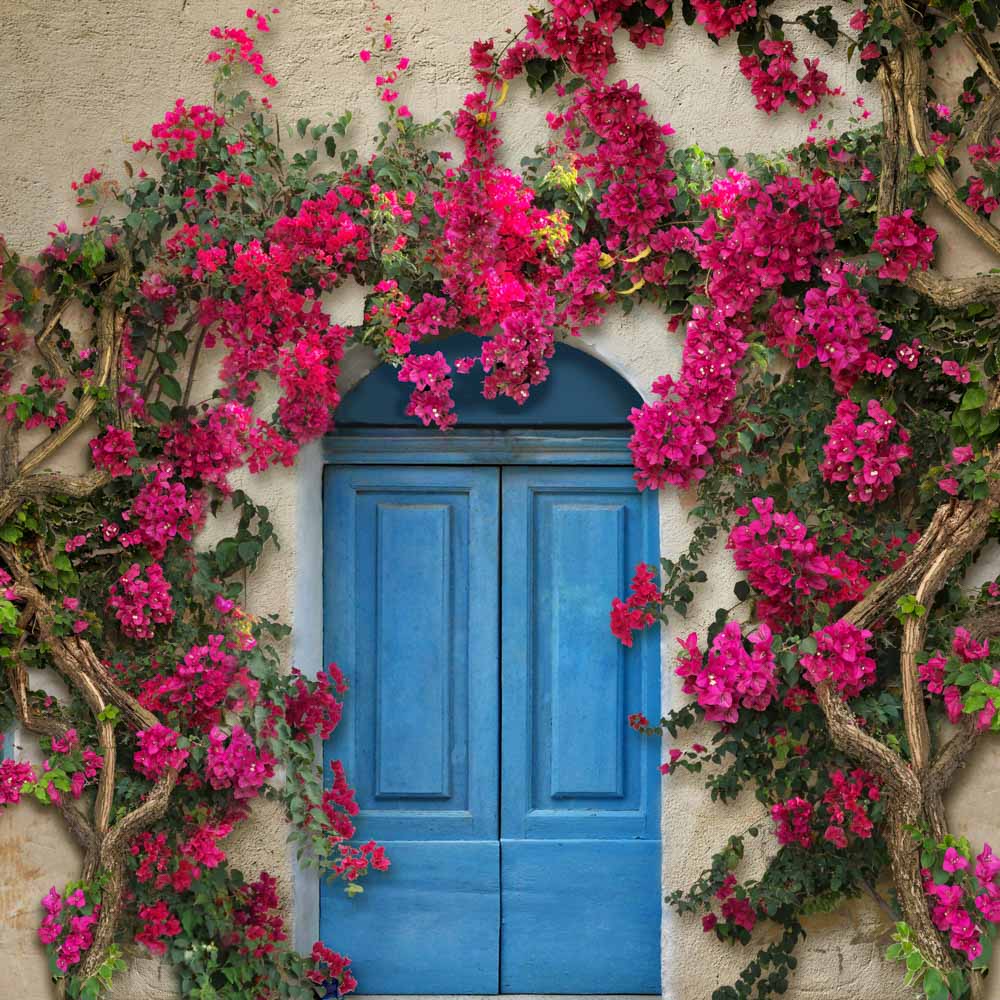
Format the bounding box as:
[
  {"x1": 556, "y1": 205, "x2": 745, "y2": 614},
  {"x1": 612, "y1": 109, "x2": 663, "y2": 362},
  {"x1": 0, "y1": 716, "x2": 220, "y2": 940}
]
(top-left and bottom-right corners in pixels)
[{"x1": 319, "y1": 335, "x2": 661, "y2": 995}]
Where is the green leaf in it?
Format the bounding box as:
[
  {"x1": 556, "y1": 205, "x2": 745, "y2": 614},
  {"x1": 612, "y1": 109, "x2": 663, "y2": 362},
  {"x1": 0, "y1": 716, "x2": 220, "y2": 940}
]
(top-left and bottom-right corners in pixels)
[
  {"x1": 961, "y1": 386, "x2": 987, "y2": 411},
  {"x1": 147, "y1": 401, "x2": 171, "y2": 423},
  {"x1": 923, "y1": 968, "x2": 948, "y2": 1000},
  {"x1": 79, "y1": 980, "x2": 101, "y2": 1000},
  {"x1": 81, "y1": 237, "x2": 106, "y2": 270},
  {"x1": 156, "y1": 350, "x2": 178, "y2": 372},
  {"x1": 159, "y1": 374, "x2": 182, "y2": 402},
  {"x1": 948, "y1": 969, "x2": 970, "y2": 997},
  {"x1": 238, "y1": 540, "x2": 259, "y2": 563}
]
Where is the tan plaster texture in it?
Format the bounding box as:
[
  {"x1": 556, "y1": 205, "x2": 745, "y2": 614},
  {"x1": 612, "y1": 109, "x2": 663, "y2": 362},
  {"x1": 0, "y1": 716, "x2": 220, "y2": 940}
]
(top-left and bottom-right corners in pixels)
[{"x1": 2, "y1": 1, "x2": 999, "y2": 998}]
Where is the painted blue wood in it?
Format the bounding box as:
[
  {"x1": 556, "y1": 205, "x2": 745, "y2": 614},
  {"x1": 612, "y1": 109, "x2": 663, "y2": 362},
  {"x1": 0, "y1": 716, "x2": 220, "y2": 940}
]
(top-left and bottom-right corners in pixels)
[
  {"x1": 319, "y1": 841, "x2": 500, "y2": 994},
  {"x1": 320, "y1": 456, "x2": 662, "y2": 995},
  {"x1": 337, "y1": 332, "x2": 642, "y2": 427},
  {"x1": 500, "y1": 466, "x2": 661, "y2": 993},
  {"x1": 320, "y1": 465, "x2": 500, "y2": 994},
  {"x1": 323, "y1": 428, "x2": 634, "y2": 466},
  {"x1": 501, "y1": 841, "x2": 662, "y2": 994}
]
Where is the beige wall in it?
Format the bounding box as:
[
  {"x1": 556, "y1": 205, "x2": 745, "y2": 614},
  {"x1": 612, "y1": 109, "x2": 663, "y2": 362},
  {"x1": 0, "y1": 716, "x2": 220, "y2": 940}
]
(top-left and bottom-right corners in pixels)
[{"x1": 0, "y1": 1, "x2": 997, "y2": 998}]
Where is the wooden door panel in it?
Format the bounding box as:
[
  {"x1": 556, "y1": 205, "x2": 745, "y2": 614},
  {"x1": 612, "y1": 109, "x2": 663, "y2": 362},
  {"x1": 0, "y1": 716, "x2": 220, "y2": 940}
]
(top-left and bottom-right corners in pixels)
[
  {"x1": 320, "y1": 465, "x2": 500, "y2": 994},
  {"x1": 500, "y1": 467, "x2": 661, "y2": 994}
]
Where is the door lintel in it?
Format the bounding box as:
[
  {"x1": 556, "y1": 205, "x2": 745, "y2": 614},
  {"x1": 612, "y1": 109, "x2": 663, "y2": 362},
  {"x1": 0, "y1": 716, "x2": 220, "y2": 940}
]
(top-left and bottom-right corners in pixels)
[{"x1": 323, "y1": 428, "x2": 634, "y2": 466}]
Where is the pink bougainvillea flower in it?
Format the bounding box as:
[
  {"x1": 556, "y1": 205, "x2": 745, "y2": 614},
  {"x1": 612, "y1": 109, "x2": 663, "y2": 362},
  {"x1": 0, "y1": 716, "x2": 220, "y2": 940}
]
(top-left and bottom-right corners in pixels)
[
  {"x1": 943, "y1": 847, "x2": 970, "y2": 872},
  {"x1": 800, "y1": 620, "x2": 877, "y2": 698}
]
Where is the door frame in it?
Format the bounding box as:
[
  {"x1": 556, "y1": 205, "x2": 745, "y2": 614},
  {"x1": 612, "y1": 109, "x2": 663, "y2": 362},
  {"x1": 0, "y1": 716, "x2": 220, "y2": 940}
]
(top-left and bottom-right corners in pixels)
[
  {"x1": 292, "y1": 425, "x2": 664, "y2": 994},
  {"x1": 322, "y1": 427, "x2": 635, "y2": 466}
]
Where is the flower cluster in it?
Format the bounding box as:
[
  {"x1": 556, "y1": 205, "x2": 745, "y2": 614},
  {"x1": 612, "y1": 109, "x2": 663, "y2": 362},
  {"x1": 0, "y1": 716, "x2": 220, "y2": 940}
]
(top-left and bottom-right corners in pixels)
[
  {"x1": 965, "y1": 140, "x2": 1000, "y2": 216},
  {"x1": 771, "y1": 796, "x2": 814, "y2": 849},
  {"x1": 107, "y1": 563, "x2": 174, "y2": 640},
  {"x1": 204, "y1": 725, "x2": 276, "y2": 801},
  {"x1": 727, "y1": 498, "x2": 869, "y2": 629},
  {"x1": 131, "y1": 818, "x2": 233, "y2": 893},
  {"x1": 871, "y1": 210, "x2": 937, "y2": 281},
  {"x1": 821, "y1": 769, "x2": 879, "y2": 847},
  {"x1": 432, "y1": 166, "x2": 559, "y2": 408},
  {"x1": 675, "y1": 621, "x2": 777, "y2": 724},
  {"x1": 739, "y1": 40, "x2": 841, "y2": 114},
  {"x1": 767, "y1": 265, "x2": 893, "y2": 394},
  {"x1": 120, "y1": 467, "x2": 203, "y2": 558},
  {"x1": 133, "y1": 724, "x2": 189, "y2": 780},
  {"x1": 399, "y1": 351, "x2": 457, "y2": 431},
  {"x1": 135, "y1": 900, "x2": 182, "y2": 955},
  {"x1": 629, "y1": 171, "x2": 853, "y2": 490},
  {"x1": 276, "y1": 322, "x2": 348, "y2": 440},
  {"x1": 162, "y1": 401, "x2": 254, "y2": 490},
  {"x1": 331, "y1": 838, "x2": 392, "y2": 883},
  {"x1": 283, "y1": 663, "x2": 347, "y2": 741},
  {"x1": 918, "y1": 652, "x2": 948, "y2": 694},
  {"x1": 307, "y1": 941, "x2": 358, "y2": 995},
  {"x1": 0, "y1": 758, "x2": 37, "y2": 805},
  {"x1": 38, "y1": 886, "x2": 100, "y2": 973},
  {"x1": 40, "y1": 730, "x2": 104, "y2": 801},
  {"x1": 89, "y1": 425, "x2": 138, "y2": 478},
  {"x1": 139, "y1": 634, "x2": 255, "y2": 731},
  {"x1": 820, "y1": 398, "x2": 912, "y2": 504},
  {"x1": 207, "y1": 9, "x2": 278, "y2": 87},
  {"x1": 690, "y1": 0, "x2": 757, "y2": 40},
  {"x1": 134, "y1": 98, "x2": 227, "y2": 162},
  {"x1": 954, "y1": 626, "x2": 990, "y2": 663},
  {"x1": 628, "y1": 307, "x2": 748, "y2": 490},
  {"x1": 296, "y1": 758, "x2": 367, "y2": 859},
  {"x1": 920, "y1": 841, "x2": 1000, "y2": 962},
  {"x1": 800, "y1": 619, "x2": 877, "y2": 698},
  {"x1": 919, "y1": 627, "x2": 998, "y2": 730},
  {"x1": 702, "y1": 874, "x2": 758, "y2": 933},
  {"x1": 556, "y1": 79, "x2": 677, "y2": 250},
  {"x1": 228, "y1": 872, "x2": 288, "y2": 958},
  {"x1": 610, "y1": 563, "x2": 661, "y2": 646}
]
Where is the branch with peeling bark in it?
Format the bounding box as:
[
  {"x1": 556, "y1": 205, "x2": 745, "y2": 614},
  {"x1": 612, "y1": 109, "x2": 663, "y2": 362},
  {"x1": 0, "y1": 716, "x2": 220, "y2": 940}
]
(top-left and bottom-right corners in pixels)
[
  {"x1": 813, "y1": 385, "x2": 1000, "y2": 977},
  {"x1": 0, "y1": 532, "x2": 174, "y2": 979},
  {"x1": 878, "y1": 2, "x2": 1000, "y2": 317},
  {"x1": 814, "y1": 40, "x2": 1000, "y2": 945},
  {"x1": 0, "y1": 253, "x2": 130, "y2": 530},
  {"x1": 0, "y1": 243, "x2": 199, "y2": 982}
]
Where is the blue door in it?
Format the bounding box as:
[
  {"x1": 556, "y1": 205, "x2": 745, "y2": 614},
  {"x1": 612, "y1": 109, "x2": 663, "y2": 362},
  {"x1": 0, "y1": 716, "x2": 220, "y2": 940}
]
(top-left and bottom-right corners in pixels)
[
  {"x1": 499, "y1": 467, "x2": 661, "y2": 993},
  {"x1": 321, "y1": 461, "x2": 660, "y2": 994}
]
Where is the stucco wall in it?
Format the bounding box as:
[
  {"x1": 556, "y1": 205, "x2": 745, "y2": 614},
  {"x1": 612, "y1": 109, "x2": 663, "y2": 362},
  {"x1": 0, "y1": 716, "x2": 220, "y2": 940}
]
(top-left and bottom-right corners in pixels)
[{"x1": 1, "y1": 2, "x2": 999, "y2": 998}]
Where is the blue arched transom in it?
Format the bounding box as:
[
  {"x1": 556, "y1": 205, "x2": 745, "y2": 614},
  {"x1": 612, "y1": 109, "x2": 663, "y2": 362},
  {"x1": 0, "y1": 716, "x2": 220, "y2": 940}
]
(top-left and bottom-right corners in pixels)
[{"x1": 336, "y1": 332, "x2": 642, "y2": 427}]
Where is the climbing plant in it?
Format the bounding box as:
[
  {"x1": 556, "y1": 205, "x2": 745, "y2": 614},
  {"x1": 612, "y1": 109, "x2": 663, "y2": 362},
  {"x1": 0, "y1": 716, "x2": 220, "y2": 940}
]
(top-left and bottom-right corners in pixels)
[{"x1": 4, "y1": 0, "x2": 1000, "y2": 997}]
